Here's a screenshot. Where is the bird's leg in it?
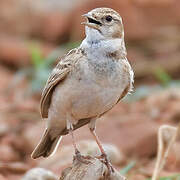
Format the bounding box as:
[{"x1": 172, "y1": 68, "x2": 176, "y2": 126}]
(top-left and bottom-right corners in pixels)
[
  {"x1": 67, "y1": 116, "x2": 89, "y2": 164},
  {"x1": 89, "y1": 119, "x2": 114, "y2": 174},
  {"x1": 68, "y1": 123, "x2": 80, "y2": 155}
]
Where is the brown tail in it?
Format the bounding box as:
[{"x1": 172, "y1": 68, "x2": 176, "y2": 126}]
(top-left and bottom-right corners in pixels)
[{"x1": 31, "y1": 129, "x2": 62, "y2": 159}]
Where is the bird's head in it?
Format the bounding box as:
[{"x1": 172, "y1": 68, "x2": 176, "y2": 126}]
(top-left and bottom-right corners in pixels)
[{"x1": 82, "y1": 8, "x2": 124, "y2": 41}]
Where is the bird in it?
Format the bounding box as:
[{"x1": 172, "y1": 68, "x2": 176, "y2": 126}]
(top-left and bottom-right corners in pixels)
[{"x1": 31, "y1": 7, "x2": 134, "y2": 172}]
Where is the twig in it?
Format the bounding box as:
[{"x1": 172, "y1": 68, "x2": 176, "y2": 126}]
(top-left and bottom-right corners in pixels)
[{"x1": 152, "y1": 125, "x2": 177, "y2": 180}]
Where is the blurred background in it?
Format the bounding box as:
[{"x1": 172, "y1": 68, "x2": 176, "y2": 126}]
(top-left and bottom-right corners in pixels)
[{"x1": 0, "y1": 0, "x2": 180, "y2": 179}]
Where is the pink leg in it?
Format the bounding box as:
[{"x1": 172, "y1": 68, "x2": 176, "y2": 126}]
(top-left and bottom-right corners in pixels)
[
  {"x1": 67, "y1": 118, "x2": 89, "y2": 164},
  {"x1": 67, "y1": 116, "x2": 80, "y2": 155},
  {"x1": 89, "y1": 127, "x2": 114, "y2": 174},
  {"x1": 69, "y1": 125, "x2": 80, "y2": 155},
  {"x1": 90, "y1": 129, "x2": 107, "y2": 155}
]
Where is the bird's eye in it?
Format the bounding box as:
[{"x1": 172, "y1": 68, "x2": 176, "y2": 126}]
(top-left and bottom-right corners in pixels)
[{"x1": 105, "y1": 15, "x2": 112, "y2": 22}]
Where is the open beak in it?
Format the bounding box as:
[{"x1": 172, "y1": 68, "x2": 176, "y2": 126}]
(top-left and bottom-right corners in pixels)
[{"x1": 81, "y1": 14, "x2": 102, "y2": 30}]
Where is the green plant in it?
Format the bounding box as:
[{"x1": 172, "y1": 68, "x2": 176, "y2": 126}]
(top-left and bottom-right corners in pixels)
[
  {"x1": 153, "y1": 67, "x2": 171, "y2": 86},
  {"x1": 10, "y1": 41, "x2": 81, "y2": 95},
  {"x1": 120, "y1": 161, "x2": 136, "y2": 175},
  {"x1": 147, "y1": 174, "x2": 180, "y2": 180}
]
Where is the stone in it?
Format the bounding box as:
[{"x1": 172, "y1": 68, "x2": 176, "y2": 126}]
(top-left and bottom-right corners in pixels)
[
  {"x1": 22, "y1": 168, "x2": 58, "y2": 180},
  {"x1": 59, "y1": 156, "x2": 126, "y2": 180}
]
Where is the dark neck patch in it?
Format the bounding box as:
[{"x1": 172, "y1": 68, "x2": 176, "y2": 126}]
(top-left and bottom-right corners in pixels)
[
  {"x1": 106, "y1": 49, "x2": 126, "y2": 60},
  {"x1": 106, "y1": 50, "x2": 119, "y2": 60}
]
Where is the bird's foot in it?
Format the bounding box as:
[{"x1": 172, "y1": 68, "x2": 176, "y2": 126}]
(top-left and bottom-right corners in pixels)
[
  {"x1": 97, "y1": 153, "x2": 114, "y2": 176},
  {"x1": 74, "y1": 149, "x2": 90, "y2": 164}
]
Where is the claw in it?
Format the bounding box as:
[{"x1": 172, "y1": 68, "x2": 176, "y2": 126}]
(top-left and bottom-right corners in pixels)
[
  {"x1": 74, "y1": 151, "x2": 90, "y2": 164},
  {"x1": 99, "y1": 153, "x2": 114, "y2": 175}
]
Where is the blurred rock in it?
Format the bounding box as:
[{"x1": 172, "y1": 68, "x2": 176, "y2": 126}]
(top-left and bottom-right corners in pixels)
[
  {"x1": 144, "y1": 88, "x2": 180, "y2": 122},
  {"x1": 0, "y1": 144, "x2": 20, "y2": 162},
  {"x1": 39, "y1": 12, "x2": 70, "y2": 42},
  {"x1": 0, "y1": 174, "x2": 7, "y2": 180},
  {"x1": 0, "y1": 0, "x2": 71, "y2": 42},
  {"x1": 0, "y1": 162, "x2": 29, "y2": 174},
  {"x1": 22, "y1": 168, "x2": 58, "y2": 180},
  {"x1": 4, "y1": 134, "x2": 33, "y2": 156},
  {"x1": 118, "y1": 119, "x2": 159, "y2": 157}
]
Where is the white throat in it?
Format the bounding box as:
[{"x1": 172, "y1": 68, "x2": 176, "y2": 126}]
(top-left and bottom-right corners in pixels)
[{"x1": 80, "y1": 27, "x2": 126, "y2": 61}]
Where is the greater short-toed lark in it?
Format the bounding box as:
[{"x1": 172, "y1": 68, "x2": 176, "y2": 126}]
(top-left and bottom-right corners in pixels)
[{"x1": 32, "y1": 7, "x2": 134, "y2": 172}]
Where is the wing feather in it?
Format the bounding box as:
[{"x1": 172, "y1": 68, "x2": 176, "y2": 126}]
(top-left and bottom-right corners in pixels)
[{"x1": 40, "y1": 48, "x2": 83, "y2": 118}]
